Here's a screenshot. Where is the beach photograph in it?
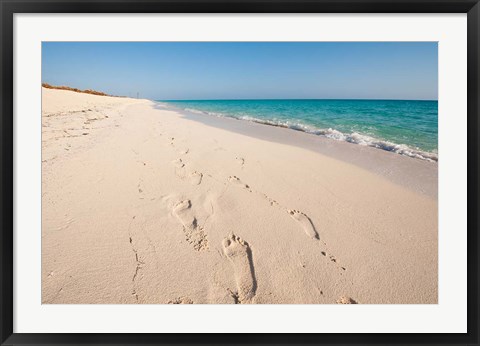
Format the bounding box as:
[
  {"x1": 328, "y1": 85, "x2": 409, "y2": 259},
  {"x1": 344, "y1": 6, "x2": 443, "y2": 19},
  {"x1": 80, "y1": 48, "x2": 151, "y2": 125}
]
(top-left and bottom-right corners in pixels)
[{"x1": 41, "y1": 42, "x2": 438, "y2": 304}]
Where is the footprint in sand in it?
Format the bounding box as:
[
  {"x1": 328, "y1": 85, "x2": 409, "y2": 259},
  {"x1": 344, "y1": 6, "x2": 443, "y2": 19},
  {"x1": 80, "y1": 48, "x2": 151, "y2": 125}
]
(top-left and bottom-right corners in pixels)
[
  {"x1": 321, "y1": 250, "x2": 346, "y2": 271},
  {"x1": 173, "y1": 158, "x2": 184, "y2": 168},
  {"x1": 236, "y1": 157, "x2": 245, "y2": 167},
  {"x1": 167, "y1": 296, "x2": 193, "y2": 304},
  {"x1": 228, "y1": 176, "x2": 251, "y2": 190},
  {"x1": 179, "y1": 148, "x2": 189, "y2": 155},
  {"x1": 222, "y1": 234, "x2": 256, "y2": 303},
  {"x1": 173, "y1": 200, "x2": 208, "y2": 251},
  {"x1": 262, "y1": 194, "x2": 279, "y2": 206},
  {"x1": 172, "y1": 159, "x2": 186, "y2": 178},
  {"x1": 173, "y1": 200, "x2": 196, "y2": 229},
  {"x1": 189, "y1": 171, "x2": 203, "y2": 185},
  {"x1": 288, "y1": 210, "x2": 319, "y2": 240},
  {"x1": 336, "y1": 296, "x2": 358, "y2": 304}
]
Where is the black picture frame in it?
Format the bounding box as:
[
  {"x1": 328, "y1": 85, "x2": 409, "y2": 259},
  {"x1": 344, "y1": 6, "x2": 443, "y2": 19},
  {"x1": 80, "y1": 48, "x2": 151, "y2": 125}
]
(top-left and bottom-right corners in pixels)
[{"x1": 1, "y1": 1, "x2": 479, "y2": 345}]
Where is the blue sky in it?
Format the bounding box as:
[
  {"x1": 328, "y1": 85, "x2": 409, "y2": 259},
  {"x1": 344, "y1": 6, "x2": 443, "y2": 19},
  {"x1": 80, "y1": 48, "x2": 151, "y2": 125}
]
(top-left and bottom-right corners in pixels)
[{"x1": 42, "y1": 42, "x2": 438, "y2": 100}]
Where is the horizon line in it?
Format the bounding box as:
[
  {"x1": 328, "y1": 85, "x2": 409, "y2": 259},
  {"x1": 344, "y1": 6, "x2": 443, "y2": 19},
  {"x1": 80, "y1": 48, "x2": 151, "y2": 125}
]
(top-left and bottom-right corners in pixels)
[{"x1": 157, "y1": 98, "x2": 438, "y2": 102}]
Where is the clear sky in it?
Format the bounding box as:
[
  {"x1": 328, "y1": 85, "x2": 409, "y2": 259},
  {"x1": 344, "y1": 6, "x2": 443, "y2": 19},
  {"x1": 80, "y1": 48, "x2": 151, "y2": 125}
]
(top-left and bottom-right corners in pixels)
[{"x1": 42, "y1": 42, "x2": 438, "y2": 100}]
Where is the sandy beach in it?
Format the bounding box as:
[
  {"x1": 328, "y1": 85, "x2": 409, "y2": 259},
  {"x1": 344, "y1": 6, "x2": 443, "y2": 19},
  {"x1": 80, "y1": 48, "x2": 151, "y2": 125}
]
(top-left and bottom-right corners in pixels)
[{"x1": 42, "y1": 87, "x2": 438, "y2": 304}]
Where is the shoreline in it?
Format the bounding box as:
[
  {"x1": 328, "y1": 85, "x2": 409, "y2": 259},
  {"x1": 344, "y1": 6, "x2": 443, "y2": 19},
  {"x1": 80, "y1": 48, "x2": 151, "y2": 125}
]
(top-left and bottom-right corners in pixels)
[
  {"x1": 42, "y1": 88, "x2": 438, "y2": 304},
  {"x1": 155, "y1": 102, "x2": 438, "y2": 199},
  {"x1": 159, "y1": 100, "x2": 438, "y2": 163}
]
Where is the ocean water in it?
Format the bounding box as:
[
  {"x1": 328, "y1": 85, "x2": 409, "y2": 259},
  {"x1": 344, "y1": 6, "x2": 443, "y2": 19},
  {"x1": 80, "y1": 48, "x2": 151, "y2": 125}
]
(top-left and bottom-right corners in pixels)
[{"x1": 162, "y1": 99, "x2": 438, "y2": 161}]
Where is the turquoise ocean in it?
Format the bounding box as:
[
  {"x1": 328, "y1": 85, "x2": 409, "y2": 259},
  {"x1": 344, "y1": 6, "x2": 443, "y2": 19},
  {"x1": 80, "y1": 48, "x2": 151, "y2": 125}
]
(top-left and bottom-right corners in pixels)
[{"x1": 161, "y1": 99, "x2": 438, "y2": 162}]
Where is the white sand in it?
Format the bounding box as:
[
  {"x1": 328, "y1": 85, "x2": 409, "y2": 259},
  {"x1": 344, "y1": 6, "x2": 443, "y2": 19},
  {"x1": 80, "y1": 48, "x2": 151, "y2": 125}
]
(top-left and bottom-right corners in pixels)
[{"x1": 42, "y1": 88, "x2": 438, "y2": 304}]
